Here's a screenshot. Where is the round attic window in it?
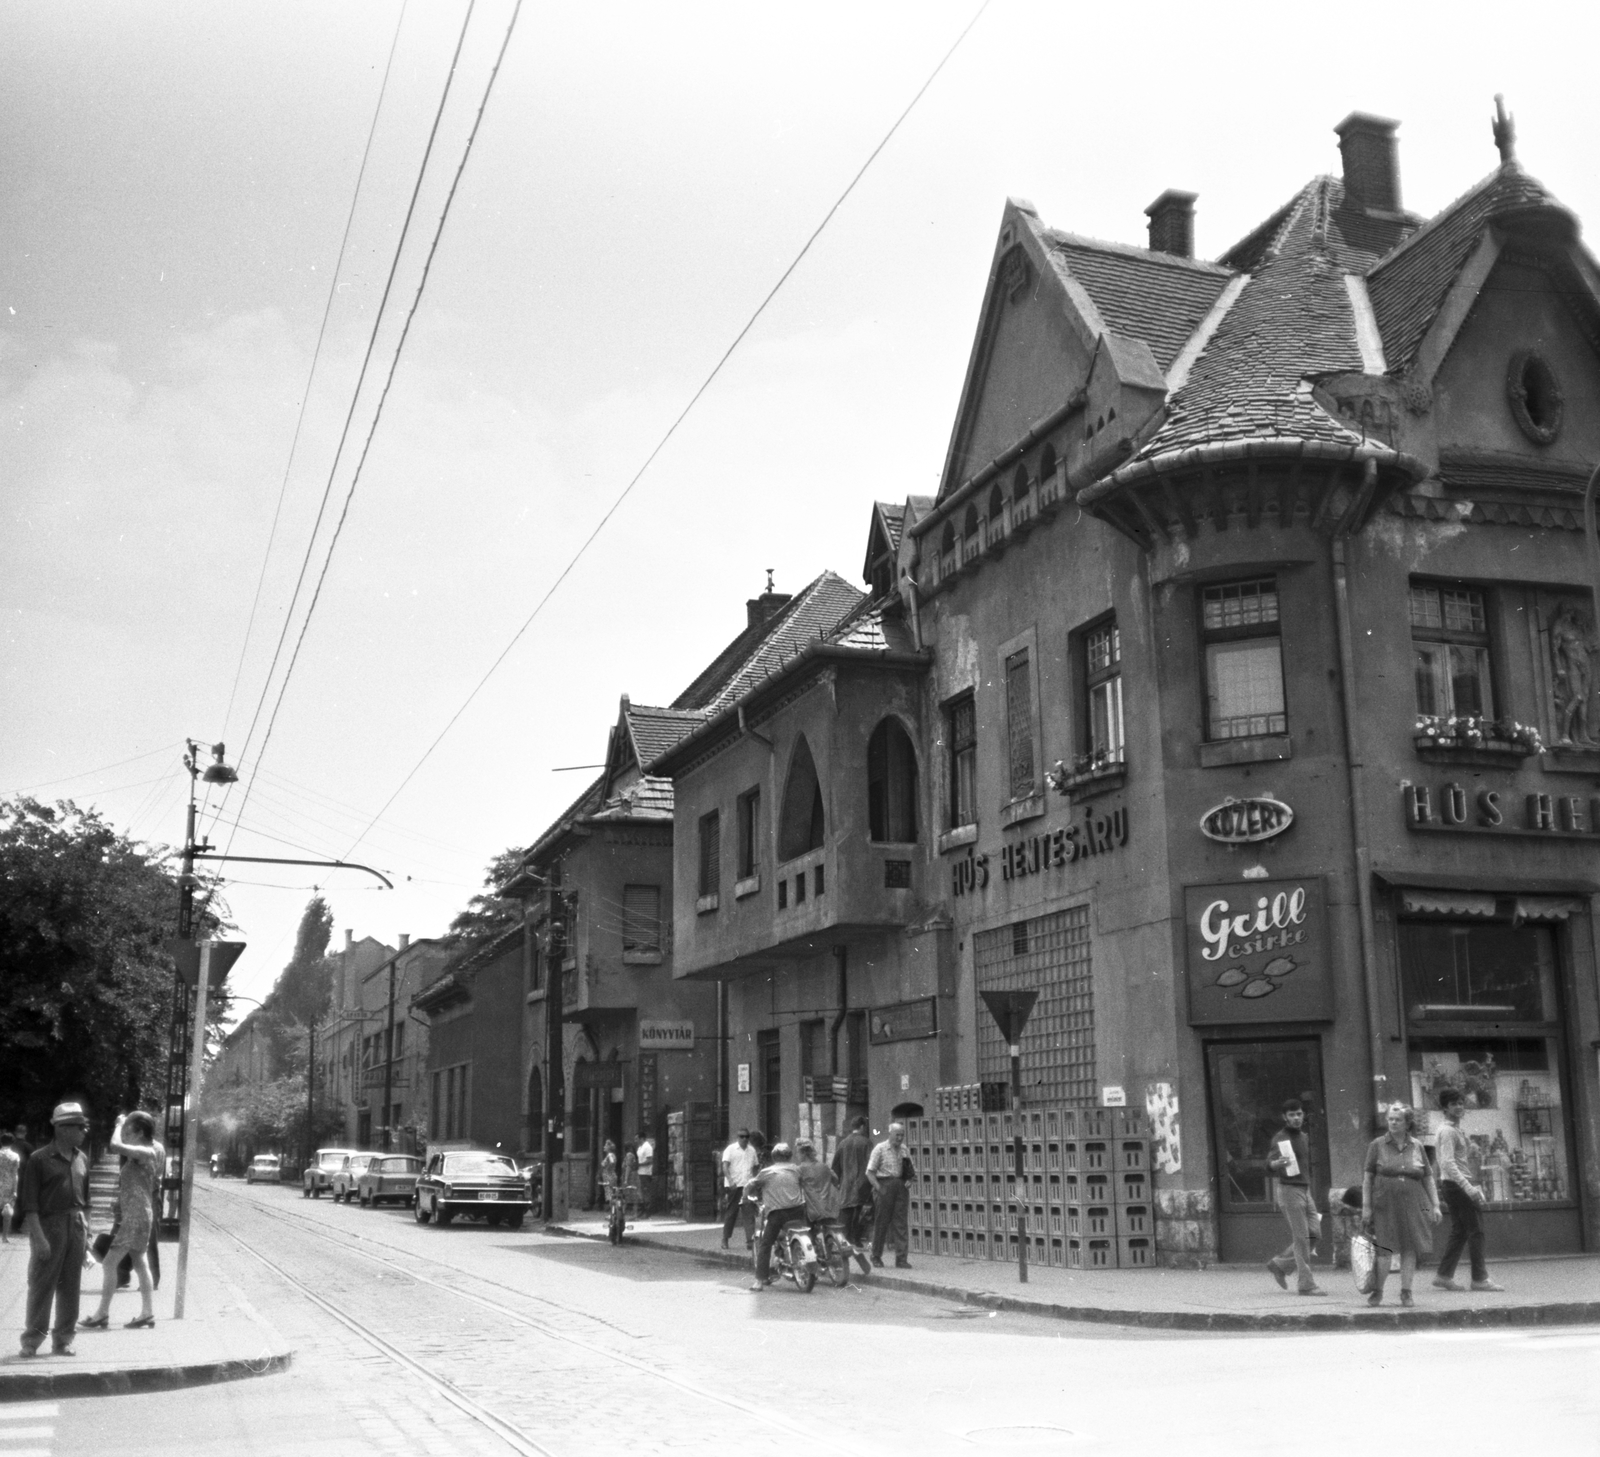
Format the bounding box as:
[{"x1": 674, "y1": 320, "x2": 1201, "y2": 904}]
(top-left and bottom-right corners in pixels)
[{"x1": 1507, "y1": 349, "x2": 1563, "y2": 445}]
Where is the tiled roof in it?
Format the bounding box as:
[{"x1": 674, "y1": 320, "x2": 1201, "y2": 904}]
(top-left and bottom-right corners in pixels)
[
  {"x1": 671, "y1": 571, "x2": 865, "y2": 716},
  {"x1": 591, "y1": 774, "x2": 674, "y2": 820},
  {"x1": 1366, "y1": 163, "x2": 1557, "y2": 372},
  {"x1": 826, "y1": 595, "x2": 917, "y2": 654},
  {"x1": 625, "y1": 703, "x2": 704, "y2": 767},
  {"x1": 1047, "y1": 233, "x2": 1231, "y2": 372},
  {"x1": 522, "y1": 773, "x2": 605, "y2": 865},
  {"x1": 876, "y1": 501, "x2": 906, "y2": 552},
  {"x1": 1133, "y1": 179, "x2": 1368, "y2": 460}
]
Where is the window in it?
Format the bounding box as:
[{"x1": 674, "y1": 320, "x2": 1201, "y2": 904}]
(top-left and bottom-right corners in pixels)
[
  {"x1": 1411, "y1": 583, "x2": 1494, "y2": 720},
  {"x1": 698, "y1": 811, "x2": 720, "y2": 898},
  {"x1": 777, "y1": 735, "x2": 825, "y2": 862},
  {"x1": 758, "y1": 1029, "x2": 781, "y2": 1143},
  {"x1": 947, "y1": 695, "x2": 977, "y2": 828},
  {"x1": 1005, "y1": 648, "x2": 1036, "y2": 798},
  {"x1": 940, "y1": 523, "x2": 957, "y2": 579},
  {"x1": 434, "y1": 1063, "x2": 469, "y2": 1141},
  {"x1": 963, "y1": 504, "x2": 979, "y2": 559},
  {"x1": 867, "y1": 717, "x2": 918, "y2": 842},
  {"x1": 1202, "y1": 578, "x2": 1286, "y2": 740},
  {"x1": 736, "y1": 788, "x2": 760, "y2": 879},
  {"x1": 799, "y1": 1019, "x2": 825, "y2": 1081},
  {"x1": 622, "y1": 884, "x2": 661, "y2": 955},
  {"x1": 1084, "y1": 618, "x2": 1124, "y2": 765}
]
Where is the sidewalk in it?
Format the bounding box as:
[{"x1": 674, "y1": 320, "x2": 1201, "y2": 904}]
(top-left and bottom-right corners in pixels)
[
  {"x1": 0, "y1": 1232, "x2": 293, "y2": 1401},
  {"x1": 550, "y1": 1210, "x2": 1600, "y2": 1331}
]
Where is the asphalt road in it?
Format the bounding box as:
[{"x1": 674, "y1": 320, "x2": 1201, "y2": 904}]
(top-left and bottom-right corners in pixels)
[{"x1": 22, "y1": 1180, "x2": 1600, "y2": 1457}]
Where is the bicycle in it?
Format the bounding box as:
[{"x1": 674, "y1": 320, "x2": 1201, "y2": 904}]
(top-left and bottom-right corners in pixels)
[{"x1": 606, "y1": 1181, "x2": 639, "y2": 1244}]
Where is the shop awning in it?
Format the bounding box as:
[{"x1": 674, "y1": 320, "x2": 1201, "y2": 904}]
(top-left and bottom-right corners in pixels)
[
  {"x1": 1375, "y1": 868, "x2": 1598, "y2": 922},
  {"x1": 1400, "y1": 889, "x2": 1497, "y2": 917},
  {"x1": 1512, "y1": 896, "x2": 1589, "y2": 924}
]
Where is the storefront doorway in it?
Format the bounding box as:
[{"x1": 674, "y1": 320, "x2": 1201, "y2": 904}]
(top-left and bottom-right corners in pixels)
[{"x1": 1205, "y1": 1038, "x2": 1330, "y2": 1264}]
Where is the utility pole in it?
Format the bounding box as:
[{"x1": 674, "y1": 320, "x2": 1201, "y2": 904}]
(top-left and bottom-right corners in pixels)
[
  {"x1": 381, "y1": 954, "x2": 399, "y2": 1152},
  {"x1": 543, "y1": 885, "x2": 568, "y2": 1221},
  {"x1": 307, "y1": 1015, "x2": 317, "y2": 1169}
]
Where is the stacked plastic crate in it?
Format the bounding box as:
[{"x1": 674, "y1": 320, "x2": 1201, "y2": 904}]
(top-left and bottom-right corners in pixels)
[{"x1": 904, "y1": 1105, "x2": 1152, "y2": 1268}]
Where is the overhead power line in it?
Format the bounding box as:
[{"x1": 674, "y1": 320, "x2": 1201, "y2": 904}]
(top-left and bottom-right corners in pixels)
[{"x1": 339, "y1": 0, "x2": 991, "y2": 859}]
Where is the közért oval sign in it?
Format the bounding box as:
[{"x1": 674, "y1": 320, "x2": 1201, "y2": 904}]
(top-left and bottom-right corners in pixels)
[{"x1": 1199, "y1": 796, "x2": 1293, "y2": 844}]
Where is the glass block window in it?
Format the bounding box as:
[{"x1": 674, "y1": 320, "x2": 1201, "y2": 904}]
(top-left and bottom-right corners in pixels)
[{"x1": 975, "y1": 907, "x2": 1093, "y2": 1105}]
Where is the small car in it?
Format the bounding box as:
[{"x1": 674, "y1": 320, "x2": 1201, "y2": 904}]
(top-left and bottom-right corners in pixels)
[
  {"x1": 357, "y1": 1154, "x2": 423, "y2": 1208},
  {"x1": 246, "y1": 1154, "x2": 281, "y2": 1185},
  {"x1": 331, "y1": 1153, "x2": 379, "y2": 1203},
  {"x1": 302, "y1": 1147, "x2": 360, "y2": 1198},
  {"x1": 413, "y1": 1150, "x2": 531, "y2": 1228}
]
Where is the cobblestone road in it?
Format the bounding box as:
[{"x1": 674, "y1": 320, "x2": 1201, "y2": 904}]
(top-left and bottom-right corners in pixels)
[{"x1": 37, "y1": 1180, "x2": 1600, "y2": 1457}]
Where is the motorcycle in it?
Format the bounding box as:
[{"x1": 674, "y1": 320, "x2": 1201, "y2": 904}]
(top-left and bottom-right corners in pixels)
[
  {"x1": 770, "y1": 1217, "x2": 820, "y2": 1293},
  {"x1": 812, "y1": 1218, "x2": 869, "y2": 1286}
]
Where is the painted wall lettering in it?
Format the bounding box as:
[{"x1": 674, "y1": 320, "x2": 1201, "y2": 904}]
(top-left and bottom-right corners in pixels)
[
  {"x1": 952, "y1": 803, "x2": 1129, "y2": 897},
  {"x1": 1184, "y1": 876, "x2": 1332, "y2": 1026}
]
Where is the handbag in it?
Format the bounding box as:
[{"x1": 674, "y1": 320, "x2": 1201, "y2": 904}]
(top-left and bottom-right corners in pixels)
[{"x1": 1350, "y1": 1231, "x2": 1378, "y2": 1295}]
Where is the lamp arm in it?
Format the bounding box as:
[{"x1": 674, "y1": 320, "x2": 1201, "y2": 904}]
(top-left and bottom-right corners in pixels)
[{"x1": 189, "y1": 852, "x2": 394, "y2": 889}]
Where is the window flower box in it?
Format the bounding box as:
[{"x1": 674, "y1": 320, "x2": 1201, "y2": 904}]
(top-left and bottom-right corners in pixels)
[
  {"x1": 1046, "y1": 753, "x2": 1127, "y2": 803},
  {"x1": 1413, "y1": 715, "x2": 1541, "y2": 768}
]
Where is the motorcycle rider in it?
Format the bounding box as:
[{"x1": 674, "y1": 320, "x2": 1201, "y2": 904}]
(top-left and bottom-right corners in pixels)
[
  {"x1": 208, "y1": 1154, "x2": 218, "y2": 1180},
  {"x1": 794, "y1": 1140, "x2": 840, "y2": 1222},
  {"x1": 744, "y1": 1143, "x2": 807, "y2": 1292}
]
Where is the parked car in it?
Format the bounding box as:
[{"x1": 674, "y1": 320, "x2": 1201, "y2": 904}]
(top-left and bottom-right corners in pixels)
[
  {"x1": 302, "y1": 1147, "x2": 360, "y2": 1198},
  {"x1": 331, "y1": 1153, "x2": 379, "y2": 1202},
  {"x1": 357, "y1": 1154, "x2": 424, "y2": 1208},
  {"x1": 413, "y1": 1150, "x2": 531, "y2": 1228},
  {"x1": 246, "y1": 1154, "x2": 281, "y2": 1185}
]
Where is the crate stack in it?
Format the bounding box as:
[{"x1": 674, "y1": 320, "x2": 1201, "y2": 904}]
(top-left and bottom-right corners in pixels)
[{"x1": 904, "y1": 1105, "x2": 1152, "y2": 1269}]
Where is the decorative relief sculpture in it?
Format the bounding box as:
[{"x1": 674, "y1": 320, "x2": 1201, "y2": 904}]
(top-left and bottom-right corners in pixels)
[{"x1": 1550, "y1": 602, "x2": 1597, "y2": 747}]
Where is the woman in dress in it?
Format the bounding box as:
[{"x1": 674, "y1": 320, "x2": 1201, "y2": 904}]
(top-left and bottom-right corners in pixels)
[
  {"x1": 79, "y1": 1111, "x2": 163, "y2": 1330},
  {"x1": 598, "y1": 1139, "x2": 619, "y2": 1206},
  {"x1": 1362, "y1": 1102, "x2": 1440, "y2": 1306}
]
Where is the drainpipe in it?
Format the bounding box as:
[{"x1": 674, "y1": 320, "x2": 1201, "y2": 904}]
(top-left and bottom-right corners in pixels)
[
  {"x1": 828, "y1": 946, "x2": 849, "y2": 1078},
  {"x1": 906, "y1": 574, "x2": 924, "y2": 652},
  {"x1": 1331, "y1": 461, "x2": 1388, "y2": 1130}
]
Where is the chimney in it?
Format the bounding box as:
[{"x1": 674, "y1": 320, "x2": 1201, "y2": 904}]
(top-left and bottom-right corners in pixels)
[
  {"x1": 398, "y1": 933, "x2": 410, "y2": 951},
  {"x1": 1145, "y1": 190, "x2": 1197, "y2": 258},
  {"x1": 1335, "y1": 112, "x2": 1401, "y2": 213},
  {"x1": 746, "y1": 573, "x2": 793, "y2": 628},
  {"x1": 344, "y1": 928, "x2": 354, "y2": 953}
]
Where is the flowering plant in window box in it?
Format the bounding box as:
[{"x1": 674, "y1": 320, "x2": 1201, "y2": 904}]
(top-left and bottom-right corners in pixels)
[
  {"x1": 1413, "y1": 714, "x2": 1543, "y2": 763},
  {"x1": 1046, "y1": 748, "x2": 1127, "y2": 801}
]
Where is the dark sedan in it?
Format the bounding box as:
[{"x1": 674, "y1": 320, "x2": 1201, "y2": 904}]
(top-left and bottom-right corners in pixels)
[{"x1": 413, "y1": 1151, "x2": 531, "y2": 1228}]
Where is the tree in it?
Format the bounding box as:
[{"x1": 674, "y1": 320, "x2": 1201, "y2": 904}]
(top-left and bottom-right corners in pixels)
[
  {"x1": 0, "y1": 797, "x2": 227, "y2": 1134},
  {"x1": 259, "y1": 897, "x2": 334, "y2": 1029},
  {"x1": 447, "y1": 846, "x2": 526, "y2": 946}
]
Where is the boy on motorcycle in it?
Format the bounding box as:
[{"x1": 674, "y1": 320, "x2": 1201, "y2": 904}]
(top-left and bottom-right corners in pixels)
[{"x1": 744, "y1": 1143, "x2": 807, "y2": 1291}]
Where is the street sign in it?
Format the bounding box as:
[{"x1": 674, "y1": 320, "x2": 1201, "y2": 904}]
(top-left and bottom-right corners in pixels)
[
  {"x1": 980, "y1": 989, "x2": 1038, "y2": 1046},
  {"x1": 165, "y1": 939, "x2": 247, "y2": 991}
]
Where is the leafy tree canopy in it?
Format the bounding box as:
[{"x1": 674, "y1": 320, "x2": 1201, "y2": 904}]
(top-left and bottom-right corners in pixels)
[
  {"x1": 447, "y1": 846, "x2": 526, "y2": 946},
  {"x1": 0, "y1": 797, "x2": 226, "y2": 1135}
]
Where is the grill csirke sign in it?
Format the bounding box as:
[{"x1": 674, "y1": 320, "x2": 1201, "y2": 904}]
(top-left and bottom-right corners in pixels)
[{"x1": 1183, "y1": 876, "x2": 1332, "y2": 1025}]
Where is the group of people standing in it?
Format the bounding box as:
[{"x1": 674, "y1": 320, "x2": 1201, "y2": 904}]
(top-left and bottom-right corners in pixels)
[
  {"x1": 1265, "y1": 1094, "x2": 1506, "y2": 1304},
  {"x1": 719, "y1": 1117, "x2": 916, "y2": 1288},
  {"x1": 597, "y1": 1133, "x2": 657, "y2": 1211},
  {"x1": 8, "y1": 1100, "x2": 165, "y2": 1357}
]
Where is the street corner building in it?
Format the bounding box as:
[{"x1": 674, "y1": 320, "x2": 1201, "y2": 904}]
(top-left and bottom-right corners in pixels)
[{"x1": 654, "y1": 108, "x2": 1600, "y2": 1267}]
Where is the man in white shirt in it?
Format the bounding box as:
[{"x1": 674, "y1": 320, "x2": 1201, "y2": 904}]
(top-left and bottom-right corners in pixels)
[
  {"x1": 866, "y1": 1122, "x2": 913, "y2": 1269},
  {"x1": 720, "y1": 1129, "x2": 759, "y2": 1251},
  {"x1": 636, "y1": 1135, "x2": 656, "y2": 1214},
  {"x1": 1432, "y1": 1089, "x2": 1504, "y2": 1292}
]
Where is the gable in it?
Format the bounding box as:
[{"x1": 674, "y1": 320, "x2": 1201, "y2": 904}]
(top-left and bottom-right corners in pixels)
[{"x1": 1434, "y1": 255, "x2": 1600, "y2": 466}]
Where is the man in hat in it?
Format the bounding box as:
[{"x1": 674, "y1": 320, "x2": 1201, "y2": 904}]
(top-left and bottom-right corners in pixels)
[
  {"x1": 18, "y1": 1101, "x2": 91, "y2": 1357},
  {"x1": 719, "y1": 1128, "x2": 759, "y2": 1251}
]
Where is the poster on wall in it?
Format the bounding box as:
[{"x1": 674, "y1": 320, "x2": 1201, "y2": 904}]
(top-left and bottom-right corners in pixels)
[{"x1": 1183, "y1": 876, "x2": 1332, "y2": 1025}]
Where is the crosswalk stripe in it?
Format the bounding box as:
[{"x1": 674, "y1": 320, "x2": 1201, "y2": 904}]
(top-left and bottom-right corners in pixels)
[
  {"x1": 0, "y1": 1407, "x2": 58, "y2": 1420},
  {"x1": 0, "y1": 1431, "x2": 54, "y2": 1439}
]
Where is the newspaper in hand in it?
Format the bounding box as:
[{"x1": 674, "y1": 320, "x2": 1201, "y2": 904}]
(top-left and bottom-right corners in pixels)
[{"x1": 1277, "y1": 1139, "x2": 1300, "y2": 1178}]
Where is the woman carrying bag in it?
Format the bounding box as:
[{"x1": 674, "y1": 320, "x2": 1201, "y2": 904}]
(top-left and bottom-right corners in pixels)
[
  {"x1": 79, "y1": 1112, "x2": 163, "y2": 1331},
  {"x1": 1361, "y1": 1102, "x2": 1440, "y2": 1307}
]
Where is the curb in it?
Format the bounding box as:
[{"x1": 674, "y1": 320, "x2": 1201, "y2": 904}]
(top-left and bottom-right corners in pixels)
[
  {"x1": 0, "y1": 1351, "x2": 293, "y2": 1403},
  {"x1": 547, "y1": 1223, "x2": 1600, "y2": 1333}
]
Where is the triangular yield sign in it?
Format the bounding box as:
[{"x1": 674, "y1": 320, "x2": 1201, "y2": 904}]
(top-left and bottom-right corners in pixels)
[
  {"x1": 164, "y1": 939, "x2": 248, "y2": 991},
  {"x1": 980, "y1": 989, "x2": 1038, "y2": 1046}
]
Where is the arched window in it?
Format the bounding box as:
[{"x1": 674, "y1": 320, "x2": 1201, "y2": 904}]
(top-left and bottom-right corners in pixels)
[
  {"x1": 1012, "y1": 463, "x2": 1031, "y2": 502},
  {"x1": 778, "y1": 735, "x2": 825, "y2": 861},
  {"x1": 988, "y1": 483, "x2": 1005, "y2": 523},
  {"x1": 940, "y1": 522, "x2": 957, "y2": 578},
  {"x1": 1038, "y1": 443, "x2": 1056, "y2": 487},
  {"x1": 526, "y1": 1064, "x2": 544, "y2": 1155},
  {"x1": 963, "y1": 504, "x2": 979, "y2": 552},
  {"x1": 867, "y1": 717, "x2": 918, "y2": 843}
]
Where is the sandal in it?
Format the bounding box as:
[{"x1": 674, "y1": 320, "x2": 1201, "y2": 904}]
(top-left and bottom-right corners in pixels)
[
  {"x1": 78, "y1": 1314, "x2": 110, "y2": 1330},
  {"x1": 124, "y1": 1314, "x2": 156, "y2": 1329},
  {"x1": 1367, "y1": 1291, "x2": 1382, "y2": 1306}
]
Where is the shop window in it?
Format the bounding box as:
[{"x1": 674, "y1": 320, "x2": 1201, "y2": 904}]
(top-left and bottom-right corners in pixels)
[
  {"x1": 1402, "y1": 919, "x2": 1571, "y2": 1207},
  {"x1": 1410, "y1": 582, "x2": 1495, "y2": 720},
  {"x1": 777, "y1": 735, "x2": 824, "y2": 862},
  {"x1": 698, "y1": 811, "x2": 720, "y2": 901},
  {"x1": 946, "y1": 694, "x2": 977, "y2": 829},
  {"x1": 736, "y1": 788, "x2": 760, "y2": 879},
  {"x1": 1201, "y1": 578, "x2": 1286, "y2": 740},
  {"x1": 622, "y1": 884, "x2": 661, "y2": 955},
  {"x1": 867, "y1": 717, "x2": 919, "y2": 842},
  {"x1": 1005, "y1": 648, "x2": 1036, "y2": 799},
  {"x1": 1082, "y1": 617, "x2": 1124, "y2": 766}
]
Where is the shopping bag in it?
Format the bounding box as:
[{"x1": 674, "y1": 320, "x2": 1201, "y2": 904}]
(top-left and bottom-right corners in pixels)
[{"x1": 1350, "y1": 1232, "x2": 1378, "y2": 1294}]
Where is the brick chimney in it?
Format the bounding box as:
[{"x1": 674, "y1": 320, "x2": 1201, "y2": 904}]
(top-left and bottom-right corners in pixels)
[
  {"x1": 344, "y1": 928, "x2": 354, "y2": 952},
  {"x1": 1145, "y1": 190, "x2": 1197, "y2": 258},
  {"x1": 746, "y1": 589, "x2": 792, "y2": 629},
  {"x1": 1335, "y1": 112, "x2": 1401, "y2": 213},
  {"x1": 398, "y1": 933, "x2": 410, "y2": 951}
]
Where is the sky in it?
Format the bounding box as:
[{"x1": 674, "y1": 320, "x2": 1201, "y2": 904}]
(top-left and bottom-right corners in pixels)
[{"x1": 5, "y1": 0, "x2": 1599, "y2": 1011}]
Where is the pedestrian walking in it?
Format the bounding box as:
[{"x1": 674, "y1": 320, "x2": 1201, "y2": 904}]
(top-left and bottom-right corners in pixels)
[
  {"x1": 79, "y1": 1112, "x2": 163, "y2": 1332},
  {"x1": 719, "y1": 1128, "x2": 759, "y2": 1251},
  {"x1": 743, "y1": 1143, "x2": 807, "y2": 1292},
  {"x1": 1432, "y1": 1089, "x2": 1505, "y2": 1293},
  {"x1": 0, "y1": 1133, "x2": 20, "y2": 1243},
  {"x1": 1264, "y1": 1098, "x2": 1325, "y2": 1296},
  {"x1": 866, "y1": 1121, "x2": 914, "y2": 1269},
  {"x1": 18, "y1": 1101, "x2": 91, "y2": 1357},
  {"x1": 1362, "y1": 1102, "x2": 1440, "y2": 1307},
  {"x1": 636, "y1": 1134, "x2": 656, "y2": 1215},
  {"x1": 9, "y1": 1124, "x2": 30, "y2": 1236},
  {"x1": 598, "y1": 1139, "x2": 619, "y2": 1207},
  {"x1": 830, "y1": 1115, "x2": 872, "y2": 1248}
]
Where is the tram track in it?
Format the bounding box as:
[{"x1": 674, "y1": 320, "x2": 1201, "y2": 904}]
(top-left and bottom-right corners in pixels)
[{"x1": 197, "y1": 1184, "x2": 868, "y2": 1457}]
